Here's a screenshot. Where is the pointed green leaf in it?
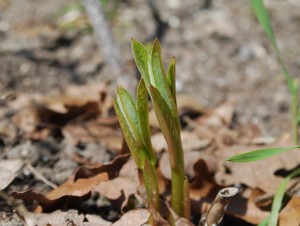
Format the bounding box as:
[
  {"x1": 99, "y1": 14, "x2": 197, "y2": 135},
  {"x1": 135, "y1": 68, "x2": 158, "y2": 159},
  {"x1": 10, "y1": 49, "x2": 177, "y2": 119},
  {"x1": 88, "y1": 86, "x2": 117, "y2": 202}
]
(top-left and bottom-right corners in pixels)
[
  {"x1": 116, "y1": 87, "x2": 142, "y2": 145},
  {"x1": 131, "y1": 38, "x2": 151, "y2": 89},
  {"x1": 251, "y1": 0, "x2": 294, "y2": 92},
  {"x1": 137, "y1": 79, "x2": 156, "y2": 165},
  {"x1": 167, "y1": 57, "x2": 176, "y2": 102},
  {"x1": 251, "y1": 0, "x2": 277, "y2": 51},
  {"x1": 227, "y1": 146, "x2": 300, "y2": 162},
  {"x1": 149, "y1": 38, "x2": 176, "y2": 115},
  {"x1": 150, "y1": 85, "x2": 182, "y2": 168},
  {"x1": 114, "y1": 99, "x2": 142, "y2": 168}
]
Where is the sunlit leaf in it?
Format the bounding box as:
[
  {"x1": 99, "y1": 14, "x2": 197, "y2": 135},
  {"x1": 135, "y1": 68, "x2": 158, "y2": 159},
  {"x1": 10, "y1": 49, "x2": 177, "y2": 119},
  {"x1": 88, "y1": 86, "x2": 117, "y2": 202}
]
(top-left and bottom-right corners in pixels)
[
  {"x1": 116, "y1": 87, "x2": 142, "y2": 145},
  {"x1": 137, "y1": 79, "x2": 156, "y2": 165},
  {"x1": 114, "y1": 99, "x2": 142, "y2": 168},
  {"x1": 227, "y1": 146, "x2": 300, "y2": 162},
  {"x1": 150, "y1": 39, "x2": 176, "y2": 115},
  {"x1": 131, "y1": 38, "x2": 151, "y2": 89},
  {"x1": 150, "y1": 85, "x2": 181, "y2": 167},
  {"x1": 167, "y1": 57, "x2": 176, "y2": 102}
]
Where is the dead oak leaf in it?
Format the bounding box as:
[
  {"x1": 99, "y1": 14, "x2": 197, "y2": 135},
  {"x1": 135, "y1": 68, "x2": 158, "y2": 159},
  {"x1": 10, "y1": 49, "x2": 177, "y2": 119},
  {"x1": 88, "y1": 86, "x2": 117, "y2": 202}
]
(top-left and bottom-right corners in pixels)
[
  {"x1": 95, "y1": 158, "x2": 140, "y2": 210},
  {"x1": 159, "y1": 151, "x2": 218, "y2": 180},
  {"x1": 215, "y1": 143, "x2": 300, "y2": 193},
  {"x1": 152, "y1": 131, "x2": 211, "y2": 153},
  {"x1": 111, "y1": 209, "x2": 150, "y2": 226},
  {"x1": 13, "y1": 172, "x2": 108, "y2": 212},
  {"x1": 13, "y1": 155, "x2": 130, "y2": 212},
  {"x1": 279, "y1": 196, "x2": 300, "y2": 226},
  {"x1": 0, "y1": 159, "x2": 24, "y2": 190},
  {"x1": 63, "y1": 116, "x2": 122, "y2": 151}
]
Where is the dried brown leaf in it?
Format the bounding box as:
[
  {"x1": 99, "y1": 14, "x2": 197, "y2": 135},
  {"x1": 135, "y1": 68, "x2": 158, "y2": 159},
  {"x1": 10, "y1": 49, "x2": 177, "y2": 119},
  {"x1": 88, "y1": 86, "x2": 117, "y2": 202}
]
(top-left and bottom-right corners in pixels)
[
  {"x1": 13, "y1": 155, "x2": 130, "y2": 212},
  {"x1": 0, "y1": 159, "x2": 24, "y2": 190},
  {"x1": 279, "y1": 196, "x2": 300, "y2": 226},
  {"x1": 63, "y1": 116, "x2": 122, "y2": 150},
  {"x1": 95, "y1": 158, "x2": 140, "y2": 210},
  {"x1": 111, "y1": 209, "x2": 150, "y2": 226},
  {"x1": 215, "y1": 136, "x2": 300, "y2": 193}
]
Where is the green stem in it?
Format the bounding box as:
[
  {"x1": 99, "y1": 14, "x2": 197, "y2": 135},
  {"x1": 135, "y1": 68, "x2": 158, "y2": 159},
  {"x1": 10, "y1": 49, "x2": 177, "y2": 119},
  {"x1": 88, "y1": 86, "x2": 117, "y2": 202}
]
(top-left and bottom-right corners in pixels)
[
  {"x1": 142, "y1": 159, "x2": 160, "y2": 224},
  {"x1": 170, "y1": 141, "x2": 186, "y2": 217}
]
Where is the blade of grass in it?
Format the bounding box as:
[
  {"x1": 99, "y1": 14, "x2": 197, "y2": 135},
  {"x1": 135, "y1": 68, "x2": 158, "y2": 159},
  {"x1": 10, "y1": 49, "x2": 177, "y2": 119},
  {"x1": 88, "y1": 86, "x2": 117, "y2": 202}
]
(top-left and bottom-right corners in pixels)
[
  {"x1": 259, "y1": 168, "x2": 300, "y2": 226},
  {"x1": 251, "y1": 0, "x2": 299, "y2": 144},
  {"x1": 251, "y1": 0, "x2": 294, "y2": 91},
  {"x1": 227, "y1": 146, "x2": 300, "y2": 162}
]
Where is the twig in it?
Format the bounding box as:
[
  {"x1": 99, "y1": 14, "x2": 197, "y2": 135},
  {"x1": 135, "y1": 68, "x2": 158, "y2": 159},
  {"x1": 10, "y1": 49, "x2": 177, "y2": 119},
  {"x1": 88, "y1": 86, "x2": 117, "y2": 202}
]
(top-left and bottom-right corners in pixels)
[
  {"x1": 26, "y1": 162, "x2": 57, "y2": 189},
  {"x1": 83, "y1": 0, "x2": 136, "y2": 94},
  {"x1": 199, "y1": 187, "x2": 238, "y2": 226}
]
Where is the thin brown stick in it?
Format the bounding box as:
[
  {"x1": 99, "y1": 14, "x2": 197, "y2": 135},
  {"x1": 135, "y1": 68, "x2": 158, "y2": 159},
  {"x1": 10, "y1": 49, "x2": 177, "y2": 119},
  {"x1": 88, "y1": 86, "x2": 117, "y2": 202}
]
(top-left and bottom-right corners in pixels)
[
  {"x1": 83, "y1": 0, "x2": 136, "y2": 94},
  {"x1": 26, "y1": 162, "x2": 57, "y2": 189},
  {"x1": 199, "y1": 187, "x2": 238, "y2": 226}
]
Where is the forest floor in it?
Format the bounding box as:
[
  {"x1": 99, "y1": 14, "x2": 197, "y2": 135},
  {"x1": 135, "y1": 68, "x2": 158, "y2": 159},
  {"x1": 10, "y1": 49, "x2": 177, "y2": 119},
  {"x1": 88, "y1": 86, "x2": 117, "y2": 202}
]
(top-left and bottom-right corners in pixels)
[{"x1": 0, "y1": 0, "x2": 300, "y2": 225}]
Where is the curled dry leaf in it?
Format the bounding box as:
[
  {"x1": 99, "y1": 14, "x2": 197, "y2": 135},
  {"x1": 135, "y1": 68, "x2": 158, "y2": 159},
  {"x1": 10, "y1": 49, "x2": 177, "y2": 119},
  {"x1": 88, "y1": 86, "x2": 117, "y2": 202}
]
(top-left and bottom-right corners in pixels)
[
  {"x1": 152, "y1": 131, "x2": 211, "y2": 153},
  {"x1": 215, "y1": 142, "x2": 300, "y2": 193},
  {"x1": 195, "y1": 101, "x2": 236, "y2": 129},
  {"x1": 95, "y1": 158, "x2": 140, "y2": 210},
  {"x1": 279, "y1": 196, "x2": 300, "y2": 226},
  {"x1": 111, "y1": 209, "x2": 150, "y2": 226},
  {"x1": 24, "y1": 209, "x2": 85, "y2": 226},
  {"x1": 13, "y1": 155, "x2": 130, "y2": 212},
  {"x1": 0, "y1": 159, "x2": 24, "y2": 190},
  {"x1": 12, "y1": 84, "x2": 110, "y2": 140},
  {"x1": 13, "y1": 172, "x2": 108, "y2": 212},
  {"x1": 159, "y1": 151, "x2": 218, "y2": 180},
  {"x1": 63, "y1": 116, "x2": 122, "y2": 150}
]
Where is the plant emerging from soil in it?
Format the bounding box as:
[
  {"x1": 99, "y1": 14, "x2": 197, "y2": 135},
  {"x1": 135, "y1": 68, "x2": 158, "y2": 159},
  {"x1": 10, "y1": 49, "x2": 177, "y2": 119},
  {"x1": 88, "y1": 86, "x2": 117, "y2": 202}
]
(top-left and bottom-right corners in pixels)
[{"x1": 114, "y1": 38, "x2": 189, "y2": 223}]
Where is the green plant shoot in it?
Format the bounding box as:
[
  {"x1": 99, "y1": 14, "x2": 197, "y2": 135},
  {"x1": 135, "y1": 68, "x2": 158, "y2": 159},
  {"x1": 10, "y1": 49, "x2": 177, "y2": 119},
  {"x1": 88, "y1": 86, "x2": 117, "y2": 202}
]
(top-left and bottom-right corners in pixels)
[
  {"x1": 114, "y1": 79, "x2": 160, "y2": 216},
  {"x1": 132, "y1": 38, "x2": 188, "y2": 218}
]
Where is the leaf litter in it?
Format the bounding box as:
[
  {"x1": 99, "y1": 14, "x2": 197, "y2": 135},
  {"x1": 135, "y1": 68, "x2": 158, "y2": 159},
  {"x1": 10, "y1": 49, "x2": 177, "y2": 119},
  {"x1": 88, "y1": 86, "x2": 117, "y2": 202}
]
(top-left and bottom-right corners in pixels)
[{"x1": 1, "y1": 84, "x2": 300, "y2": 225}]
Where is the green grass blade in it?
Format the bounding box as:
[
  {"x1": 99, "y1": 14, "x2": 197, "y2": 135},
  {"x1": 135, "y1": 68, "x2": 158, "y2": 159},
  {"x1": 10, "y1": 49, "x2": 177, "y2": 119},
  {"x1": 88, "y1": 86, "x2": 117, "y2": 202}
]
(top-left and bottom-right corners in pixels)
[
  {"x1": 137, "y1": 79, "x2": 156, "y2": 165},
  {"x1": 251, "y1": 0, "x2": 294, "y2": 92},
  {"x1": 131, "y1": 38, "x2": 151, "y2": 89},
  {"x1": 227, "y1": 146, "x2": 300, "y2": 162},
  {"x1": 167, "y1": 57, "x2": 176, "y2": 102},
  {"x1": 251, "y1": 0, "x2": 277, "y2": 52},
  {"x1": 260, "y1": 168, "x2": 300, "y2": 226},
  {"x1": 258, "y1": 216, "x2": 270, "y2": 226}
]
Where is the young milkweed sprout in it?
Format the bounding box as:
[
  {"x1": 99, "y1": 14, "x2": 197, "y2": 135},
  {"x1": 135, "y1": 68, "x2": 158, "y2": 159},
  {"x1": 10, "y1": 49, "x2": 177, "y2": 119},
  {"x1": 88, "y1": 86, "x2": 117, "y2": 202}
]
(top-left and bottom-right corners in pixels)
[{"x1": 114, "y1": 38, "x2": 190, "y2": 223}]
